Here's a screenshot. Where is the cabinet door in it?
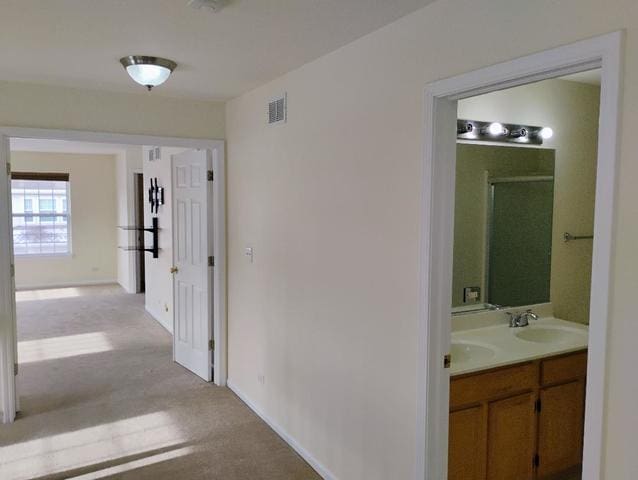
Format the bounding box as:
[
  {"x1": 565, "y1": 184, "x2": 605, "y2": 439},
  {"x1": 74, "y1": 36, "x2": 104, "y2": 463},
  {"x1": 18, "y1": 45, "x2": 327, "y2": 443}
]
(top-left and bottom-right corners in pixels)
[
  {"x1": 487, "y1": 392, "x2": 537, "y2": 480},
  {"x1": 538, "y1": 380, "x2": 585, "y2": 478},
  {"x1": 449, "y1": 405, "x2": 486, "y2": 480}
]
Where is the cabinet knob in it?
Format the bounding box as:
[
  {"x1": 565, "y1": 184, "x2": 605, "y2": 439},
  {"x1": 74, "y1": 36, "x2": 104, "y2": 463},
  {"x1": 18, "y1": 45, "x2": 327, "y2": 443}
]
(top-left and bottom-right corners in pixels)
[{"x1": 170, "y1": 266, "x2": 178, "y2": 274}]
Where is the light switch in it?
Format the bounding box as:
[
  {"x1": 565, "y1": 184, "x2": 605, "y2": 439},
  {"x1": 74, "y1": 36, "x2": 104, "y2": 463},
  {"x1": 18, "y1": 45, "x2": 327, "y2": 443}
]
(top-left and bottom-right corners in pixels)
[{"x1": 245, "y1": 246, "x2": 254, "y2": 263}]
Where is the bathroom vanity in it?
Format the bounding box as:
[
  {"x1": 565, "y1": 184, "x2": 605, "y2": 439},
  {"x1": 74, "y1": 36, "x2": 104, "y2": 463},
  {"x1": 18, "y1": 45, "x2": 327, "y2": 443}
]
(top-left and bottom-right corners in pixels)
[{"x1": 448, "y1": 310, "x2": 588, "y2": 480}]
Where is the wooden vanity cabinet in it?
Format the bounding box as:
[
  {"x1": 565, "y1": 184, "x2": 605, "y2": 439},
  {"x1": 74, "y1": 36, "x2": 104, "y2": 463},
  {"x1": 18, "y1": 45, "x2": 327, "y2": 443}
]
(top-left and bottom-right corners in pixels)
[{"x1": 448, "y1": 350, "x2": 587, "y2": 480}]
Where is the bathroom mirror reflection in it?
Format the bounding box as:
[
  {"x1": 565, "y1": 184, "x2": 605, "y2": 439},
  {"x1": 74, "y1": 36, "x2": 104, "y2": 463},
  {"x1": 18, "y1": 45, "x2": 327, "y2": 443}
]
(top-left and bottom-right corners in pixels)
[{"x1": 451, "y1": 144, "x2": 556, "y2": 313}]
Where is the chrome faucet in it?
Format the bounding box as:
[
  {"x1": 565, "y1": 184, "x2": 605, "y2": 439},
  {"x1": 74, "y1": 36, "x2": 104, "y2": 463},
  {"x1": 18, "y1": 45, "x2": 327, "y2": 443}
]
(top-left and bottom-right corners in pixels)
[{"x1": 507, "y1": 309, "x2": 539, "y2": 328}]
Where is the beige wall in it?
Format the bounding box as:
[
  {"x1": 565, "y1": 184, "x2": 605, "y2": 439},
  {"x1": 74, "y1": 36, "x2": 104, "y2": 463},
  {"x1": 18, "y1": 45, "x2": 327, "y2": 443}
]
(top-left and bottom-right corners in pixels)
[
  {"x1": 456, "y1": 78, "x2": 600, "y2": 324},
  {"x1": 0, "y1": 80, "x2": 225, "y2": 139},
  {"x1": 12, "y1": 151, "x2": 117, "y2": 289},
  {"x1": 453, "y1": 144, "x2": 555, "y2": 308},
  {"x1": 225, "y1": 0, "x2": 638, "y2": 478}
]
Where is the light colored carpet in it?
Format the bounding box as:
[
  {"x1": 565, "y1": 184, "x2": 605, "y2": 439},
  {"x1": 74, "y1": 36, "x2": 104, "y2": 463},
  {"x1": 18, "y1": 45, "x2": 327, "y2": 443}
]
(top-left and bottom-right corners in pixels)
[{"x1": 0, "y1": 285, "x2": 320, "y2": 480}]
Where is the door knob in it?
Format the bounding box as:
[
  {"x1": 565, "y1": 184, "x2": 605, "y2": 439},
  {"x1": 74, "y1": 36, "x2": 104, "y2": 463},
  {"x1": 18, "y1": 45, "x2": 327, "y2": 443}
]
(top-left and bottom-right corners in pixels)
[{"x1": 170, "y1": 266, "x2": 179, "y2": 274}]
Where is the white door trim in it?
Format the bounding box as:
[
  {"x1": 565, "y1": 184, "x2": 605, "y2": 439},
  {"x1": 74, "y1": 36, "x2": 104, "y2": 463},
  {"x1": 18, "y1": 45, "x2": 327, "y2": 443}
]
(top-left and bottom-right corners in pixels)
[
  {"x1": 416, "y1": 31, "x2": 623, "y2": 480},
  {"x1": 0, "y1": 127, "x2": 227, "y2": 423}
]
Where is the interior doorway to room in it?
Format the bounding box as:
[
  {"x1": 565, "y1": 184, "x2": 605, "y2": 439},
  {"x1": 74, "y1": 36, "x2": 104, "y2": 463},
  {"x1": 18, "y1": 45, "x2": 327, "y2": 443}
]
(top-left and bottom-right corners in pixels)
[
  {"x1": 416, "y1": 33, "x2": 621, "y2": 480},
  {"x1": 0, "y1": 130, "x2": 226, "y2": 425},
  {"x1": 134, "y1": 172, "x2": 146, "y2": 293},
  {"x1": 448, "y1": 69, "x2": 600, "y2": 480}
]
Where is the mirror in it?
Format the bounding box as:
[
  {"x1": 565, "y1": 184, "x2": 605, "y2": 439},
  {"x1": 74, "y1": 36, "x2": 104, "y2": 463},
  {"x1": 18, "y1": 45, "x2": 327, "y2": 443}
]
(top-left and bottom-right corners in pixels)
[{"x1": 452, "y1": 144, "x2": 555, "y2": 314}]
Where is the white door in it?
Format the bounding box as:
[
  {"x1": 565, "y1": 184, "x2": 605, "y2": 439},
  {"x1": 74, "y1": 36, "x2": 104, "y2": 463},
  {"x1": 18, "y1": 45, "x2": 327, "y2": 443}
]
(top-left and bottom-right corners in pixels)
[{"x1": 172, "y1": 149, "x2": 213, "y2": 381}]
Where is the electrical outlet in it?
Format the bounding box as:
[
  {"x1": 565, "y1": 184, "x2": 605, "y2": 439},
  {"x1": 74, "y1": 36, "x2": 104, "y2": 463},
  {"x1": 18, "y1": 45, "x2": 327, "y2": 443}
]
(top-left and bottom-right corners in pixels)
[{"x1": 463, "y1": 286, "x2": 481, "y2": 303}]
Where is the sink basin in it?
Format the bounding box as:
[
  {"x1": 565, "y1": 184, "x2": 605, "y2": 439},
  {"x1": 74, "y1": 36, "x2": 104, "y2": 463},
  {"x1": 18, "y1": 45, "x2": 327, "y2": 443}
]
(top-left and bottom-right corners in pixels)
[
  {"x1": 451, "y1": 342, "x2": 496, "y2": 364},
  {"x1": 515, "y1": 326, "x2": 586, "y2": 344}
]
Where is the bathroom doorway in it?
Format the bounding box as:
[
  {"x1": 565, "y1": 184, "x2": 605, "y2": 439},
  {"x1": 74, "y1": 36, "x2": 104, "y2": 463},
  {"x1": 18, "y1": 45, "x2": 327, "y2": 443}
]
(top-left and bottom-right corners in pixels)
[
  {"x1": 416, "y1": 32, "x2": 622, "y2": 480},
  {"x1": 449, "y1": 70, "x2": 598, "y2": 477}
]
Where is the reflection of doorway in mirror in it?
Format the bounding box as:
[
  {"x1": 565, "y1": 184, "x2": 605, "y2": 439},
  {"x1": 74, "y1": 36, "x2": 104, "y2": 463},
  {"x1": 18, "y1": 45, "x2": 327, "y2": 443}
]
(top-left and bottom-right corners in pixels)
[{"x1": 486, "y1": 176, "x2": 554, "y2": 307}]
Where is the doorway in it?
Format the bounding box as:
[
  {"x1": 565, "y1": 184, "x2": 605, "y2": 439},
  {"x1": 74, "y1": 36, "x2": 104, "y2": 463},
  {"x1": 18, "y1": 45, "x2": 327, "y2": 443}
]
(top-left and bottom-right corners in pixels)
[
  {"x1": 134, "y1": 172, "x2": 145, "y2": 294},
  {"x1": 0, "y1": 130, "x2": 226, "y2": 424},
  {"x1": 416, "y1": 32, "x2": 622, "y2": 480}
]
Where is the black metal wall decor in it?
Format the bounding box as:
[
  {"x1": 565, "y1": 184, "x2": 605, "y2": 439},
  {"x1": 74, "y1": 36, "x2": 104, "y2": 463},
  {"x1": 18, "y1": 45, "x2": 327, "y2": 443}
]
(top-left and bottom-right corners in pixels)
[{"x1": 148, "y1": 177, "x2": 165, "y2": 214}]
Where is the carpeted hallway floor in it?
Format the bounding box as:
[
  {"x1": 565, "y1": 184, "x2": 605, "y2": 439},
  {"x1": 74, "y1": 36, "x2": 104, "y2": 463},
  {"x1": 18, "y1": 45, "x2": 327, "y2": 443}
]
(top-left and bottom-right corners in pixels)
[{"x1": 0, "y1": 285, "x2": 321, "y2": 480}]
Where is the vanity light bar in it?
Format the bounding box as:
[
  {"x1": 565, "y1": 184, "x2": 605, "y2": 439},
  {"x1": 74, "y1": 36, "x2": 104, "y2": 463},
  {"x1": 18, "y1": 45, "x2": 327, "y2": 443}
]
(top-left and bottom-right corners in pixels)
[{"x1": 457, "y1": 119, "x2": 553, "y2": 145}]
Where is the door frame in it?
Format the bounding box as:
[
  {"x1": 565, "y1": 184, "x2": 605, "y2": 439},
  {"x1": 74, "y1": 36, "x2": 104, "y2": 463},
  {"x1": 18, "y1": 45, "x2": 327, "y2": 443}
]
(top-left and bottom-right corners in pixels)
[
  {"x1": 0, "y1": 127, "x2": 227, "y2": 424},
  {"x1": 416, "y1": 31, "x2": 623, "y2": 479}
]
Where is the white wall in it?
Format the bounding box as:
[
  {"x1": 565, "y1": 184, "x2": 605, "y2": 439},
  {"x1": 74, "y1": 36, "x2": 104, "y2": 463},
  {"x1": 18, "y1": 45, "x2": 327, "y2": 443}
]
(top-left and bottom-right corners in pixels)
[
  {"x1": 12, "y1": 151, "x2": 117, "y2": 289},
  {"x1": 142, "y1": 147, "x2": 188, "y2": 333},
  {"x1": 225, "y1": 0, "x2": 638, "y2": 478},
  {"x1": 116, "y1": 146, "x2": 143, "y2": 293},
  {"x1": 0, "y1": 80, "x2": 225, "y2": 139},
  {"x1": 457, "y1": 78, "x2": 601, "y2": 323}
]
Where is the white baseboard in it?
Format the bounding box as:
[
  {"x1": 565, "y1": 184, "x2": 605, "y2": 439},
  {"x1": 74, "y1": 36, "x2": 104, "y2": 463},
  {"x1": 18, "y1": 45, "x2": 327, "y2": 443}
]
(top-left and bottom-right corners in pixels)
[
  {"x1": 15, "y1": 279, "x2": 118, "y2": 291},
  {"x1": 226, "y1": 379, "x2": 337, "y2": 480},
  {"x1": 144, "y1": 305, "x2": 173, "y2": 334}
]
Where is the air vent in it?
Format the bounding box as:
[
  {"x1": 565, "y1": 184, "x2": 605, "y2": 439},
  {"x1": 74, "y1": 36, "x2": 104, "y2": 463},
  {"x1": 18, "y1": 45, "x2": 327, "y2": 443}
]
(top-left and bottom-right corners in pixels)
[
  {"x1": 268, "y1": 94, "x2": 287, "y2": 125},
  {"x1": 149, "y1": 146, "x2": 161, "y2": 162}
]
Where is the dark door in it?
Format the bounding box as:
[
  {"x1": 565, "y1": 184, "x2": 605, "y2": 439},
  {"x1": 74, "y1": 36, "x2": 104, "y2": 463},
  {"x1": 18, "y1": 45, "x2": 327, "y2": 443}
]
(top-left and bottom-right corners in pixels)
[{"x1": 134, "y1": 173, "x2": 146, "y2": 293}]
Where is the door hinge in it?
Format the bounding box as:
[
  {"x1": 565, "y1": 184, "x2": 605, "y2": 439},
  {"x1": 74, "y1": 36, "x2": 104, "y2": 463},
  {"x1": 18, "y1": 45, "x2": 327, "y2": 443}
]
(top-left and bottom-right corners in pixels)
[
  {"x1": 14, "y1": 363, "x2": 18, "y2": 376},
  {"x1": 207, "y1": 170, "x2": 214, "y2": 181},
  {"x1": 535, "y1": 398, "x2": 542, "y2": 413},
  {"x1": 533, "y1": 453, "x2": 540, "y2": 468},
  {"x1": 443, "y1": 353, "x2": 451, "y2": 369},
  {"x1": 10, "y1": 264, "x2": 15, "y2": 277},
  {"x1": 208, "y1": 256, "x2": 215, "y2": 267},
  {"x1": 6, "y1": 162, "x2": 10, "y2": 175},
  {"x1": 209, "y1": 339, "x2": 215, "y2": 351}
]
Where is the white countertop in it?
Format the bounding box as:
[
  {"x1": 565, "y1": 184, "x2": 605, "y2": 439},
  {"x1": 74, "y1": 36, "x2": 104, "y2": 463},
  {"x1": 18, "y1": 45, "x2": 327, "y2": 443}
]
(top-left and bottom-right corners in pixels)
[{"x1": 451, "y1": 316, "x2": 589, "y2": 376}]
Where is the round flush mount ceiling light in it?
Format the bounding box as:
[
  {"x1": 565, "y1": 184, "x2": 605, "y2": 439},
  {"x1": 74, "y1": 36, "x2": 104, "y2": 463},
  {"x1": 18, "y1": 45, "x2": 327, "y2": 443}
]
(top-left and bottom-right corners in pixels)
[{"x1": 119, "y1": 56, "x2": 177, "y2": 91}]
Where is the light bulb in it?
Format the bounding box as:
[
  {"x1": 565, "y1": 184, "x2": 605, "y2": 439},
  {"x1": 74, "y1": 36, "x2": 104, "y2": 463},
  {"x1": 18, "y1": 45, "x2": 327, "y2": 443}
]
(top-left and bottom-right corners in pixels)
[
  {"x1": 539, "y1": 127, "x2": 554, "y2": 140},
  {"x1": 487, "y1": 122, "x2": 505, "y2": 136}
]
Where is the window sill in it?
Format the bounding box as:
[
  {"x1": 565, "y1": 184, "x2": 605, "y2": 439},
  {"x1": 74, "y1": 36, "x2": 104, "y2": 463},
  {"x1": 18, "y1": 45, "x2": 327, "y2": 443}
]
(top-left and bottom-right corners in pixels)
[{"x1": 14, "y1": 253, "x2": 73, "y2": 259}]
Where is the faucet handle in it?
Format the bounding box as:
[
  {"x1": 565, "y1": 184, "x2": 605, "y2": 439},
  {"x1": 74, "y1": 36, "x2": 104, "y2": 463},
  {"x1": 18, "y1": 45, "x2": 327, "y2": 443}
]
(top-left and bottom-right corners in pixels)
[{"x1": 525, "y1": 309, "x2": 539, "y2": 320}]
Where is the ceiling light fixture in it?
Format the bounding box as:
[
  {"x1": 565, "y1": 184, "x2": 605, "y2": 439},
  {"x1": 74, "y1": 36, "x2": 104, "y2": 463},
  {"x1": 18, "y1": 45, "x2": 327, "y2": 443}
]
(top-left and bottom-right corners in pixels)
[{"x1": 119, "y1": 56, "x2": 177, "y2": 91}]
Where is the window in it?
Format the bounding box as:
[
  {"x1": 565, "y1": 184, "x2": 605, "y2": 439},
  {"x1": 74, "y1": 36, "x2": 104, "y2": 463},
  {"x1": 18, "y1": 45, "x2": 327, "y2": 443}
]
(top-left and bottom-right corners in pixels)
[{"x1": 11, "y1": 172, "x2": 71, "y2": 255}]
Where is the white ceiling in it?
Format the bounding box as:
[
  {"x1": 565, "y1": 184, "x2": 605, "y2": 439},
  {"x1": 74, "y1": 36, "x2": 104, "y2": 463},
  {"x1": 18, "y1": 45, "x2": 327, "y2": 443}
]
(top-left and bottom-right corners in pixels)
[
  {"x1": 560, "y1": 69, "x2": 601, "y2": 86},
  {"x1": 10, "y1": 138, "x2": 127, "y2": 155},
  {"x1": 0, "y1": 0, "x2": 434, "y2": 101}
]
